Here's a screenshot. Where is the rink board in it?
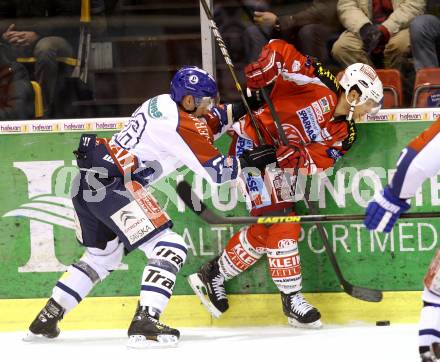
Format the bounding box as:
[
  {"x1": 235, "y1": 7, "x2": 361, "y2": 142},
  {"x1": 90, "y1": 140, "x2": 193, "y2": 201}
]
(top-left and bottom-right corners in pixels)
[
  {"x1": 0, "y1": 291, "x2": 423, "y2": 331},
  {"x1": 0, "y1": 109, "x2": 438, "y2": 328}
]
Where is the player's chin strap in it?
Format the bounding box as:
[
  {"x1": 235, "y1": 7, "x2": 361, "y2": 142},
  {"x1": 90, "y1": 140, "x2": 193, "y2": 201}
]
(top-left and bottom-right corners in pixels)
[
  {"x1": 347, "y1": 103, "x2": 355, "y2": 122},
  {"x1": 345, "y1": 93, "x2": 357, "y2": 122}
]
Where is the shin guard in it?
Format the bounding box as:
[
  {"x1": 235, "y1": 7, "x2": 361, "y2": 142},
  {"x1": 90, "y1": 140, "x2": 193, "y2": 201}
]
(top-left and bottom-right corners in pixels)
[
  {"x1": 139, "y1": 230, "x2": 187, "y2": 313},
  {"x1": 419, "y1": 288, "x2": 440, "y2": 354},
  {"x1": 52, "y1": 237, "x2": 124, "y2": 312},
  {"x1": 266, "y1": 222, "x2": 302, "y2": 294},
  {"x1": 425, "y1": 246, "x2": 440, "y2": 296},
  {"x1": 218, "y1": 224, "x2": 266, "y2": 280}
]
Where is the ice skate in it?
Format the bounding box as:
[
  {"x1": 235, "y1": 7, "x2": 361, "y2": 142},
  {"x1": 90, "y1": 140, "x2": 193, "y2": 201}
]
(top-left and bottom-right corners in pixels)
[
  {"x1": 127, "y1": 304, "x2": 179, "y2": 348},
  {"x1": 24, "y1": 298, "x2": 65, "y2": 341},
  {"x1": 187, "y1": 256, "x2": 229, "y2": 319},
  {"x1": 421, "y1": 350, "x2": 439, "y2": 362},
  {"x1": 281, "y1": 291, "x2": 322, "y2": 329},
  {"x1": 421, "y1": 352, "x2": 437, "y2": 362},
  {"x1": 420, "y1": 343, "x2": 440, "y2": 362}
]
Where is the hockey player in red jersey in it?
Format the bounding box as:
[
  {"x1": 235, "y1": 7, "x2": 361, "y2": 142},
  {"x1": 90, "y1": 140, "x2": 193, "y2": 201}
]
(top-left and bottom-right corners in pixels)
[
  {"x1": 364, "y1": 118, "x2": 440, "y2": 362},
  {"x1": 24, "y1": 66, "x2": 277, "y2": 348},
  {"x1": 188, "y1": 39, "x2": 384, "y2": 328}
]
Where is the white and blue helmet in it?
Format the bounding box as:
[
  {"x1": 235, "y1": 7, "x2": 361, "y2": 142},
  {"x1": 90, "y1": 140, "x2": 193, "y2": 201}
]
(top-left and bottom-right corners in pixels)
[{"x1": 170, "y1": 66, "x2": 218, "y2": 103}]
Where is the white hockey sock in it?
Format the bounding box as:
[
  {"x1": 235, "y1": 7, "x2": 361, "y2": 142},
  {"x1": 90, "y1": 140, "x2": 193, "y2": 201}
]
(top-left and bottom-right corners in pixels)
[
  {"x1": 140, "y1": 265, "x2": 177, "y2": 313},
  {"x1": 267, "y1": 242, "x2": 302, "y2": 294},
  {"x1": 218, "y1": 228, "x2": 264, "y2": 280},
  {"x1": 138, "y1": 229, "x2": 187, "y2": 313},
  {"x1": 419, "y1": 288, "x2": 440, "y2": 349},
  {"x1": 51, "y1": 238, "x2": 123, "y2": 313},
  {"x1": 52, "y1": 261, "x2": 100, "y2": 313}
]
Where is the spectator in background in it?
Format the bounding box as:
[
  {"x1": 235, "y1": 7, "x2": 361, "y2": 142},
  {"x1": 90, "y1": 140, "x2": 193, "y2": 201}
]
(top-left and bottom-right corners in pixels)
[
  {"x1": 0, "y1": 42, "x2": 34, "y2": 120},
  {"x1": 410, "y1": 1, "x2": 440, "y2": 108},
  {"x1": 0, "y1": 0, "x2": 81, "y2": 117},
  {"x1": 411, "y1": 14, "x2": 440, "y2": 71},
  {"x1": 214, "y1": 0, "x2": 272, "y2": 63},
  {"x1": 252, "y1": 0, "x2": 343, "y2": 69},
  {"x1": 332, "y1": 0, "x2": 425, "y2": 70}
]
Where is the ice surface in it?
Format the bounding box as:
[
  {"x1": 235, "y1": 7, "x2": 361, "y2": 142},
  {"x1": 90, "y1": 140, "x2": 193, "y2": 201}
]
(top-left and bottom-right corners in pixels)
[{"x1": 3, "y1": 324, "x2": 420, "y2": 362}]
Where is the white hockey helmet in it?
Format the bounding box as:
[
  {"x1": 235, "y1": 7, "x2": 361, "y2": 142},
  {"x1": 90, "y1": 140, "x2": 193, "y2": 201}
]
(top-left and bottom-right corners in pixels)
[{"x1": 339, "y1": 63, "x2": 383, "y2": 111}]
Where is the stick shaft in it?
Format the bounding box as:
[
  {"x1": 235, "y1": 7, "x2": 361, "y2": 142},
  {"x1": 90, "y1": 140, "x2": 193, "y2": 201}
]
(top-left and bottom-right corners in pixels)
[
  {"x1": 260, "y1": 88, "x2": 289, "y2": 146},
  {"x1": 200, "y1": 0, "x2": 265, "y2": 145},
  {"x1": 176, "y1": 181, "x2": 440, "y2": 224}
]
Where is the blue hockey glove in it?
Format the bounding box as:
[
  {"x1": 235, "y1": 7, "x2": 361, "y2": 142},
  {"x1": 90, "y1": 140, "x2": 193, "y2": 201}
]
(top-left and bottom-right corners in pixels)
[{"x1": 364, "y1": 186, "x2": 410, "y2": 233}]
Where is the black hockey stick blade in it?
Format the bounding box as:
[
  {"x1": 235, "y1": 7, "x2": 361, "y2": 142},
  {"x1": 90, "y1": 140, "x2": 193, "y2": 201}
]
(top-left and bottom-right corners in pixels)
[{"x1": 342, "y1": 282, "x2": 383, "y2": 302}]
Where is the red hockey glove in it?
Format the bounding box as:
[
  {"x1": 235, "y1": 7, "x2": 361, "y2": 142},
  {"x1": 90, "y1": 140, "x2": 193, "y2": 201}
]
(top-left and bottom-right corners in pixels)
[
  {"x1": 276, "y1": 145, "x2": 304, "y2": 171},
  {"x1": 245, "y1": 48, "x2": 283, "y2": 90}
]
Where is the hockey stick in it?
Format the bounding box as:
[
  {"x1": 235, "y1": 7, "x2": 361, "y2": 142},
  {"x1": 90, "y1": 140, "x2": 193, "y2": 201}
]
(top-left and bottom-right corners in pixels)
[
  {"x1": 200, "y1": 0, "x2": 265, "y2": 145},
  {"x1": 260, "y1": 89, "x2": 289, "y2": 146},
  {"x1": 260, "y1": 88, "x2": 383, "y2": 302},
  {"x1": 178, "y1": 179, "x2": 416, "y2": 302},
  {"x1": 302, "y1": 181, "x2": 383, "y2": 302},
  {"x1": 176, "y1": 180, "x2": 440, "y2": 224}
]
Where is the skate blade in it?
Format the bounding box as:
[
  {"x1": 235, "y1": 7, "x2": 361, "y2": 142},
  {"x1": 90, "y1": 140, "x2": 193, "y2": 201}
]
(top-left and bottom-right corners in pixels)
[
  {"x1": 187, "y1": 273, "x2": 222, "y2": 319},
  {"x1": 288, "y1": 317, "x2": 323, "y2": 329},
  {"x1": 127, "y1": 334, "x2": 178, "y2": 349},
  {"x1": 22, "y1": 331, "x2": 57, "y2": 342}
]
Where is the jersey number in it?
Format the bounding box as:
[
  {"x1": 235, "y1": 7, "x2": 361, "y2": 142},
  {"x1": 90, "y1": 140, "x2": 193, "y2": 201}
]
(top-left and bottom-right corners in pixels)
[{"x1": 115, "y1": 111, "x2": 147, "y2": 148}]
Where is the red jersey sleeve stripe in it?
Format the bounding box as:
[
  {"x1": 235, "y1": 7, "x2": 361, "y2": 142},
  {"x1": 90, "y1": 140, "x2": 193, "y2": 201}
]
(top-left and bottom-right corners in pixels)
[
  {"x1": 177, "y1": 111, "x2": 222, "y2": 165},
  {"x1": 408, "y1": 117, "x2": 440, "y2": 152}
]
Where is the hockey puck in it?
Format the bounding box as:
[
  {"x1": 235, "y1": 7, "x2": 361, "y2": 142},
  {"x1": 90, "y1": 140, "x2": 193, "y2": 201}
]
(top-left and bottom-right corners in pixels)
[{"x1": 375, "y1": 320, "x2": 390, "y2": 326}]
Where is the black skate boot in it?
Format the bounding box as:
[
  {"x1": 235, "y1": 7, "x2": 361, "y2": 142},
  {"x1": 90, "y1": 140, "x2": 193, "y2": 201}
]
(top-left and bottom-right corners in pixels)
[
  {"x1": 421, "y1": 352, "x2": 437, "y2": 362},
  {"x1": 420, "y1": 343, "x2": 440, "y2": 362},
  {"x1": 24, "y1": 298, "x2": 65, "y2": 341},
  {"x1": 281, "y1": 291, "x2": 322, "y2": 329},
  {"x1": 187, "y1": 256, "x2": 229, "y2": 318},
  {"x1": 127, "y1": 303, "x2": 180, "y2": 348}
]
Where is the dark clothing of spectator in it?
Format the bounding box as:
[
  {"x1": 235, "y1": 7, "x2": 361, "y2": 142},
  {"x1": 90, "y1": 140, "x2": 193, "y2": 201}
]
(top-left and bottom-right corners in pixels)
[
  {"x1": 410, "y1": 14, "x2": 440, "y2": 71},
  {"x1": 278, "y1": 0, "x2": 342, "y2": 67},
  {"x1": 410, "y1": 8, "x2": 440, "y2": 108},
  {"x1": 0, "y1": 45, "x2": 34, "y2": 120},
  {"x1": 0, "y1": 0, "x2": 81, "y2": 49},
  {"x1": 0, "y1": 0, "x2": 81, "y2": 117},
  {"x1": 253, "y1": 0, "x2": 342, "y2": 68},
  {"x1": 214, "y1": 2, "x2": 272, "y2": 63},
  {"x1": 277, "y1": 0, "x2": 342, "y2": 38}
]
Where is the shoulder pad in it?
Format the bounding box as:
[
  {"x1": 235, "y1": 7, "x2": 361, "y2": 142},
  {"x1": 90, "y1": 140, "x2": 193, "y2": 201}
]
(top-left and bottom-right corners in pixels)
[
  {"x1": 145, "y1": 94, "x2": 178, "y2": 121},
  {"x1": 313, "y1": 61, "x2": 340, "y2": 94}
]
